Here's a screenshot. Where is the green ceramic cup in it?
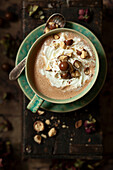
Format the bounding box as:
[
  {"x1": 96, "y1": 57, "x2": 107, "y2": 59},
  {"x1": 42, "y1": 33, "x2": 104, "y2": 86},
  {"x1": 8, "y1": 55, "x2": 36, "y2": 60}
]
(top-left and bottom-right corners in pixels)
[{"x1": 25, "y1": 28, "x2": 99, "y2": 113}]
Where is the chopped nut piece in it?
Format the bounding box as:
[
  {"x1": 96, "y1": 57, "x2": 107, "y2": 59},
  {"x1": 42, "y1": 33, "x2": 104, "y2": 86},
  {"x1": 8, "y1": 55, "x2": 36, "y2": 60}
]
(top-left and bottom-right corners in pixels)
[
  {"x1": 45, "y1": 119, "x2": 51, "y2": 125},
  {"x1": 58, "y1": 55, "x2": 68, "y2": 61},
  {"x1": 66, "y1": 46, "x2": 70, "y2": 50},
  {"x1": 34, "y1": 135, "x2": 41, "y2": 144},
  {"x1": 46, "y1": 64, "x2": 52, "y2": 71},
  {"x1": 84, "y1": 67, "x2": 90, "y2": 75},
  {"x1": 64, "y1": 39, "x2": 73, "y2": 45},
  {"x1": 71, "y1": 72, "x2": 76, "y2": 78},
  {"x1": 75, "y1": 120, "x2": 82, "y2": 128},
  {"x1": 73, "y1": 60, "x2": 82, "y2": 69},
  {"x1": 75, "y1": 70, "x2": 81, "y2": 77},
  {"x1": 71, "y1": 47, "x2": 76, "y2": 52},
  {"x1": 37, "y1": 110, "x2": 45, "y2": 115},
  {"x1": 55, "y1": 73, "x2": 59, "y2": 78},
  {"x1": 41, "y1": 134, "x2": 47, "y2": 139},
  {"x1": 67, "y1": 52, "x2": 73, "y2": 57},
  {"x1": 76, "y1": 49, "x2": 82, "y2": 55},
  {"x1": 60, "y1": 41, "x2": 66, "y2": 49},
  {"x1": 44, "y1": 27, "x2": 50, "y2": 33},
  {"x1": 48, "y1": 128, "x2": 57, "y2": 137},
  {"x1": 49, "y1": 21, "x2": 54, "y2": 25},
  {"x1": 53, "y1": 42, "x2": 59, "y2": 49},
  {"x1": 48, "y1": 22, "x2": 58, "y2": 30},
  {"x1": 55, "y1": 24, "x2": 58, "y2": 28},
  {"x1": 33, "y1": 121, "x2": 44, "y2": 132},
  {"x1": 71, "y1": 70, "x2": 81, "y2": 78},
  {"x1": 81, "y1": 49, "x2": 89, "y2": 59},
  {"x1": 53, "y1": 34, "x2": 60, "y2": 40}
]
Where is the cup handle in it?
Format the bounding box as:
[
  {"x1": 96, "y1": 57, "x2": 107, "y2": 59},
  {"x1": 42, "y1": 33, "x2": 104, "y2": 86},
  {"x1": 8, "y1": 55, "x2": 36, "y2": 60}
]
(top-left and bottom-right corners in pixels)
[{"x1": 27, "y1": 94, "x2": 44, "y2": 113}]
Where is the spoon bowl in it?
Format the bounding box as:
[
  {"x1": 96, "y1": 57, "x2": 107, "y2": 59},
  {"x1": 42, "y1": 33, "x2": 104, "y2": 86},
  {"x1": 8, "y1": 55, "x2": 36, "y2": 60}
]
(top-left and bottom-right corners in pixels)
[{"x1": 46, "y1": 13, "x2": 66, "y2": 28}]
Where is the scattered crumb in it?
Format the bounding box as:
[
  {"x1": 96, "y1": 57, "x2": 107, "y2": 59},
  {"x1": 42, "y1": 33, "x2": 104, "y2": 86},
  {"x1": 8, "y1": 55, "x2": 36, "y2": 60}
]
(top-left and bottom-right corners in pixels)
[
  {"x1": 45, "y1": 119, "x2": 51, "y2": 125},
  {"x1": 54, "y1": 122, "x2": 58, "y2": 127},
  {"x1": 58, "y1": 120, "x2": 60, "y2": 124},
  {"x1": 88, "y1": 138, "x2": 91, "y2": 143},
  {"x1": 70, "y1": 138, "x2": 73, "y2": 141},
  {"x1": 34, "y1": 135, "x2": 41, "y2": 144},
  {"x1": 62, "y1": 125, "x2": 67, "y2": 128},
  {"x1": 48, "y1": 128, "x2": 57, "y2": 137},
  {"x1": 75, "y1": 120, "x2": 82, "y2": 129},
  {"x1": 41, "y1": 134, "x2": 47, "y2": 139},
  {"x1": 37, "y1": 110, "x2": 45, "y2": 115},
  {"x1": 50, "y1": 116, "x2": 54, "y2": 120},
  {"x1": 67, "y1": 126, "x2": 69, "y2": 129}
]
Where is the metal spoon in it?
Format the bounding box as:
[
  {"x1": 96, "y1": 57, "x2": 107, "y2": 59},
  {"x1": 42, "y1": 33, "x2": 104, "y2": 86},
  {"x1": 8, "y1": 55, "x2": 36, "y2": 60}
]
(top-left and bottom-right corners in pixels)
[
  {"x1": 9, "y1": 13, "x2": 66, "y2": 80},
  {"x1": 9, "y1": 57, "x2": 26, "y2": 80}
]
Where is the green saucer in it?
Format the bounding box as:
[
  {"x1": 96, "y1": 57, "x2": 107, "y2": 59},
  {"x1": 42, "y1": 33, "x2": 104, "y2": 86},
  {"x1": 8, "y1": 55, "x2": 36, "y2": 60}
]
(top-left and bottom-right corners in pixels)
[{"x1": 16, "y1": 21, "x2": 107, "y2": 113}]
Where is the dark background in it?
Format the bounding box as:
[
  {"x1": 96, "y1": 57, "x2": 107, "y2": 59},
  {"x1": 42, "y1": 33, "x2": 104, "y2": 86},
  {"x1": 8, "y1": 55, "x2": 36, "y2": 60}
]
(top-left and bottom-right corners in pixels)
[{"x1": 0, "y1": 0, "x2": 113, "y2": 169}]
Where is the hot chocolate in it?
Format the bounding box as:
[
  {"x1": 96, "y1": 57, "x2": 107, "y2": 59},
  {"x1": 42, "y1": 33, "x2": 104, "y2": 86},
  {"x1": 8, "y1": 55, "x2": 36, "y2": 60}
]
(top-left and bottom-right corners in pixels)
[{"x1": 30, "y1": 31, "x2": 96, "y2": 100}]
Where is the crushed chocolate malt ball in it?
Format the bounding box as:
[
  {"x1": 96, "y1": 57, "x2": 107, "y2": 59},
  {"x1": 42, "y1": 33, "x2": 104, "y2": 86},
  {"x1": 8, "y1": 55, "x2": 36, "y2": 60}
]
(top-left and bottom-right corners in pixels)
[
  {"x1": 34, "y1": 135, "x2": 41, "y2": 144},
  {"x1": 33, "y1": 121, "x2": 44, "y2": 132},
  {"x1": 48, "y1": 127, "x2": 57, "y2": 137}
]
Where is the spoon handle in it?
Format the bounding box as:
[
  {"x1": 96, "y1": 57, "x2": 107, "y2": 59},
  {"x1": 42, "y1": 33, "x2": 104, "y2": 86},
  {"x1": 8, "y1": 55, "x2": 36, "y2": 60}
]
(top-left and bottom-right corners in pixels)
[{"x1": 9, "y1": 57, "x2": 27, "y2": 80}]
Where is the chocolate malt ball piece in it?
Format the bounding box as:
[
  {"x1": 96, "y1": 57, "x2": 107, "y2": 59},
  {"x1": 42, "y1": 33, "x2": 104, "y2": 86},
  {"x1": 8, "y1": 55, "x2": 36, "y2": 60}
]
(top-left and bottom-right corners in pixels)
[
  {"x1": 59, "y1": 61, "x2": 69, "y2": 71},
  {"x1": 64, "y1": 39, "x2": 73, "y2": 46},
  {"x1": 61, "y1": 72, "x2": 71, "y2": 79}
]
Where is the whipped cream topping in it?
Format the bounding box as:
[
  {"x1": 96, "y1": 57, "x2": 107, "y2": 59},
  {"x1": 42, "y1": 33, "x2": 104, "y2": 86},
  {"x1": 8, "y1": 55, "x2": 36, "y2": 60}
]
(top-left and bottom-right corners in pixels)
[{"x1": 39, "y1": 32, "x2": 96, "y2": 91}]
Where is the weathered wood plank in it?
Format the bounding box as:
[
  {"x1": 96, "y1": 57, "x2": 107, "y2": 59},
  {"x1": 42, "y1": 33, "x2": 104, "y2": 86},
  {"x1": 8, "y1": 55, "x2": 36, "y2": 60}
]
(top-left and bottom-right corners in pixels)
[{"x1": 26, "y1": 0, "x2": 102, "y2": 8}]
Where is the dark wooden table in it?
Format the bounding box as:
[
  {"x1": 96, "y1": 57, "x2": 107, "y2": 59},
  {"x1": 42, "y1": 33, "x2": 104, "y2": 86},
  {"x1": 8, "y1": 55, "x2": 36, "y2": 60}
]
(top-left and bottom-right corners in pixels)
[{"x1": 22, "y1": 0, "x2": 103, "y2": 160}]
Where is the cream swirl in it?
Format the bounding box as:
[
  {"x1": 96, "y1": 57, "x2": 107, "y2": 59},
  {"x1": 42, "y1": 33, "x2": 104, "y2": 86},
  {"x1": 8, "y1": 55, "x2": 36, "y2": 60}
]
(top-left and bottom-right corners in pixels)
[{"x1": 39, "y1": 32, "x2": 95, "y2": 91}]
